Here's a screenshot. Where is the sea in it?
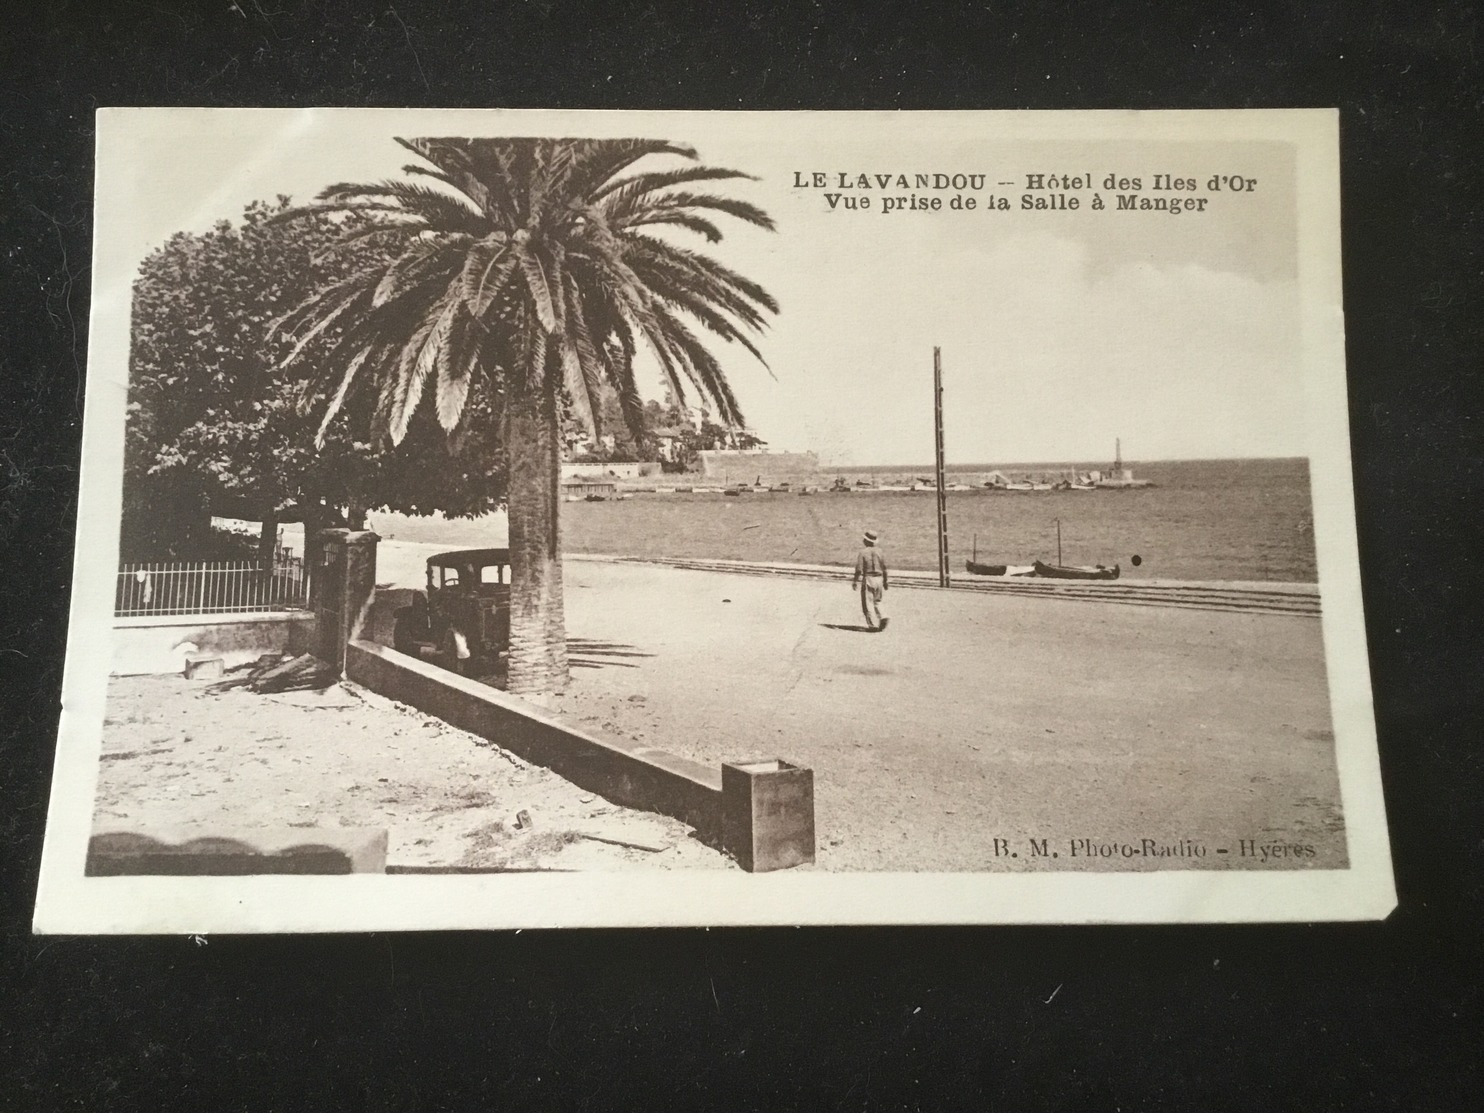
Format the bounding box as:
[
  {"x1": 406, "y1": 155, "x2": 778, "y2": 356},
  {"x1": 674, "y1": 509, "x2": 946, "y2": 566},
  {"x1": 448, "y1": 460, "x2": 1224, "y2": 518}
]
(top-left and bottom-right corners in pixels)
[
  {"x1": 372, "y1": 458, "x2": 1318, "y2": 584},
  {"x1": 570, "y1": 457, "x2": 1315, "y2": 583}
]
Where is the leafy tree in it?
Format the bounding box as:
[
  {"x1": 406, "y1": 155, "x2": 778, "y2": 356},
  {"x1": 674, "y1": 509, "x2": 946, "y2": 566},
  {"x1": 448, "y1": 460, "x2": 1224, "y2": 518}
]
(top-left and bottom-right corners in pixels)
[
  {"x1": 124, "y1": 198, "x2": 506, "y2": 564},
  {"x1": 274, "y1": 138, "x2": 778, "y2": 696}
]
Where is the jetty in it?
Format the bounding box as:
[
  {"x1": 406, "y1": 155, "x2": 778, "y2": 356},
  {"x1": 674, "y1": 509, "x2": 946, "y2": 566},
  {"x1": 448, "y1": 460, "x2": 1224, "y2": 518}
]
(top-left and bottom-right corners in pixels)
[{"x1": 1093, "y1": 438, "x2": 1153, "y2": 489}]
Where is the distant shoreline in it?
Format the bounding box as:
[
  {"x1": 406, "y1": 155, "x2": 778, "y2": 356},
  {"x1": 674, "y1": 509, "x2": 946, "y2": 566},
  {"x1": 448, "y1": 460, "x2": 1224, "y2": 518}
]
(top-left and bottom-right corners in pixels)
[{"x1": 829, "y1": 455, "x2": 1309, "y2": 473}]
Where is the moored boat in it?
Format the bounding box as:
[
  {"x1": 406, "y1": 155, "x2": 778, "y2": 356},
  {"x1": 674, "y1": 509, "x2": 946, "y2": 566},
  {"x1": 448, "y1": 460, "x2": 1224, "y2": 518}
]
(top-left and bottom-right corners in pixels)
[
  {"x1": 1032, "y1": 560, "x2": 1120, "y2": 580},
  {"x1": 965, "y1": 560, "x2": 1008, "y2": 576}
]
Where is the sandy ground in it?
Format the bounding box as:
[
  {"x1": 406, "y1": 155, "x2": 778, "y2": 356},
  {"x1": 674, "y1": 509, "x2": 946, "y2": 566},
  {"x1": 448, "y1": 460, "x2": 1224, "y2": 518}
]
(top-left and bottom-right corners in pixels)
[{"x1": 93, "y1": 675, "x2": 730, "y2": 871}]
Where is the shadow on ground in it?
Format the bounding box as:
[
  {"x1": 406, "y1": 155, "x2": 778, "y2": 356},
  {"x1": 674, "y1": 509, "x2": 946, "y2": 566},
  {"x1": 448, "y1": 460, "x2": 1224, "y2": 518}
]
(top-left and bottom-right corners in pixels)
[{"x1": 568, "y1": 638, "x2": 656, "y2": 671}]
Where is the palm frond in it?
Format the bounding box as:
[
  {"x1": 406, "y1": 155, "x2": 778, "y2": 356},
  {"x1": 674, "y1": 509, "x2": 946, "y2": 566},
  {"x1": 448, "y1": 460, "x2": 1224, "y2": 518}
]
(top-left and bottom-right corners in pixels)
[
  {"x1": 623, "y1": 235, "x2": 780, "y2": 316},
  {"x1": 274, "y1": 286, "x2": 374, "y2": 371},
  {"x1": 458, "y1": 240, "x2": 496, "y2": 307},
  {"x1": 623, "y1": 210, "x2": 727, "y2": 243},
  {"x1": 314, "y1": 344, "x2": 378, "y2": 447},
  {"x1": 561, "y1": 277, "x2": 607, "y2": 436},
  {"x1": 515, "y1": 239, "x2": 557, "y2": 333},
  {"x1": 560, "y1": 139, "x2": 698, "y2": 201},
  {"x1": 268, "y1": 266, "x2": 380, "y2": 342},
  {"x1": 611, "y1": 189, "x2": 776, "y2": 233},
  {"x1": 309, "y1": 223, "x2": 416, "y2": 267},
  {"x1": 372, "y1": 242, "x2": 447, "y2": 307},
  {"x1": 401, "y1": 163, "x2": 457, "y2": 188},
  {"x1": 469, "y1": 248, "x2": 519, "y2": 319},
  {"x1": 434, "y1": 306, "x2": 475, "y2": 432},
  {"x1": 394, "y1": 296, "x2": 462, "y2": 444},
  {"x1": 591, "y1": 165, "x2": 754, "y2": 205},
  {"x1": 653, "y1": 308, "x2": 746, "y2": 426},
  {"x1": 317, "y1": 179, "x2": 488, "y2": 234},
  {"x1": 635, "y1": 266, "x2": 770, "y2": 366},
  {"x1": 545, "y1": 240, "x2": 567, "y2": 335}
]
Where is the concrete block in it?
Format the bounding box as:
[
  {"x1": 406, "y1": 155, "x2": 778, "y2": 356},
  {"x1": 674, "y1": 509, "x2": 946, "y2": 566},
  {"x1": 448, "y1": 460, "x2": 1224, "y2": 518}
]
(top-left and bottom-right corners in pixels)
[
  {"x1": 722, "y1": 760, "x2": 816, "y2": 872},
  {"x1": 85, "y1": 827, "x2": 388, "y2": 876},
  {"x1": 183, "y1": 655, "x2": 224, "y2": 681}
]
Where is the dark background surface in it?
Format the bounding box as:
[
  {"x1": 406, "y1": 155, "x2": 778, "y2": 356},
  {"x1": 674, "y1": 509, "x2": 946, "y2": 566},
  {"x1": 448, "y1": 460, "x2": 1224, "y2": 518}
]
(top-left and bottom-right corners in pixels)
[{"x1": 2, "y1": 2, "x2": 1479, "y2": 1109}]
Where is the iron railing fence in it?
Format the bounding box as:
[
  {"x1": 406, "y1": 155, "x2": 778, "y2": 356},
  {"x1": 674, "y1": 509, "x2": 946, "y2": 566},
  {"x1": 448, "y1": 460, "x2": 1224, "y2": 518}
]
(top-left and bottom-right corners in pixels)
[{"x1": 116, "y1": 554, "x2": 308, "y2": 617}]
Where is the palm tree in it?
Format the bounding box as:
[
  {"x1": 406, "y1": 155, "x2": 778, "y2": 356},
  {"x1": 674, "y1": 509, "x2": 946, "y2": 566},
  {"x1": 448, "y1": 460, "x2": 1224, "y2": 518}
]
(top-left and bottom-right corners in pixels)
[{"x1": 272, "y1": 138, "x2": 779, "y2": 696}]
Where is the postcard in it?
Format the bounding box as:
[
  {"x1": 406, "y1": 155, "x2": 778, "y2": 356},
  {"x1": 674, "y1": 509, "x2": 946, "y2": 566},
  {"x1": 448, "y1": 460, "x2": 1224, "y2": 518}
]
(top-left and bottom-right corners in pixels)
[{"x1": 34, "y1": 107, "x2": 1393, "y2": 931}]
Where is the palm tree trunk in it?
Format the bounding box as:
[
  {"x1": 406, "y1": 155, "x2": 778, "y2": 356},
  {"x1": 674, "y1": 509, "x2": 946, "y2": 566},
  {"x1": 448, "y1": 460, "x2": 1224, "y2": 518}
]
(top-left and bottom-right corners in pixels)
[{"x1": 505, "y1": 376, "x2": 569, "y2": 698}]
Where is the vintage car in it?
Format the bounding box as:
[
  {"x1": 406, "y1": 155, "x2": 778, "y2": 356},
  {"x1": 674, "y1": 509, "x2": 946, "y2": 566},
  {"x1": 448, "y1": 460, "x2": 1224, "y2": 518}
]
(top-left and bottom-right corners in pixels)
[{"x1": 393, "y1": 548, "x2": 512, "y2": 672}]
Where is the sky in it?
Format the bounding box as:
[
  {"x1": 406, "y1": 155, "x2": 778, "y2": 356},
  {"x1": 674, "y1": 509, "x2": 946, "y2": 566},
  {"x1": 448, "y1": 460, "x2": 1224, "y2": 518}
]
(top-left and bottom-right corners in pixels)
[{"x1": 101, "y1": 109, "x2": 1314, "y2": 466}]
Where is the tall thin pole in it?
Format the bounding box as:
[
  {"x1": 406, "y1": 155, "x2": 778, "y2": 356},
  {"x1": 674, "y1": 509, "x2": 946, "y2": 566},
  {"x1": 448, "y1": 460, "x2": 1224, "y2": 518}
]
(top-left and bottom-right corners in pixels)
[{"x1": 933, "y1": 346, "x2": 950, "y2": 587}]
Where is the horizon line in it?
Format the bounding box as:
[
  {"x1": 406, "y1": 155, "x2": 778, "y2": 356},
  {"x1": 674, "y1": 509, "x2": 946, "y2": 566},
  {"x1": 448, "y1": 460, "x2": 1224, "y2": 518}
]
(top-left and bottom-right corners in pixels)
[{"x1": 811, "y1": 453, "x2": 1309, "y2": 469}]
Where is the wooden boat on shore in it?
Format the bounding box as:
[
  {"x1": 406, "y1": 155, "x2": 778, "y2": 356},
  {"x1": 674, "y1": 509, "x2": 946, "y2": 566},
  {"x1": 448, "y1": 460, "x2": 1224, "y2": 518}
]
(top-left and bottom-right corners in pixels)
[
  {"x1": 1032, "y1": 560, "x2": 1120, "y2": 580},
  {"x1": 965, "y1": 560, "x2": 1007, "y2": 576},
  {"x1": 965, "y1": 561, "x2": 1037, "y2": 577}
]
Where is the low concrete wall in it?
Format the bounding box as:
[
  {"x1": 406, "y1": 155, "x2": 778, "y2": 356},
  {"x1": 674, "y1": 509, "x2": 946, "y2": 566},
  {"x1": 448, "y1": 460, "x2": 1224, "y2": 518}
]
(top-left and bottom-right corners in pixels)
[
  {"x1": 112, "y1": 611, "x2": 316, "y2": 676},
  {"x1": 345, "y1": 640, "x2": 724, "y2": 842},
  {"x1": 561, "y1": 461, "x2": 661, "y2": 480}
]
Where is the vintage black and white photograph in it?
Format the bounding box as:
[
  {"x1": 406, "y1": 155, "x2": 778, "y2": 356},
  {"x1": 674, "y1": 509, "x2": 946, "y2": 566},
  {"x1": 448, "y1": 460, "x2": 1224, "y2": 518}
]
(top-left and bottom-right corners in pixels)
[{"x1": 34, "y1": 108, "x2": 1392, "y2": 930}]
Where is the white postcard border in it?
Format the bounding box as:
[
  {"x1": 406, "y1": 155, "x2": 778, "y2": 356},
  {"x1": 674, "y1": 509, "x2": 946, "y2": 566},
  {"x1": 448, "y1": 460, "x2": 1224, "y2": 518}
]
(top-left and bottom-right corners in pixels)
[{"x1": 35, "y1": 107, "x2": 1394, "y2": 932}]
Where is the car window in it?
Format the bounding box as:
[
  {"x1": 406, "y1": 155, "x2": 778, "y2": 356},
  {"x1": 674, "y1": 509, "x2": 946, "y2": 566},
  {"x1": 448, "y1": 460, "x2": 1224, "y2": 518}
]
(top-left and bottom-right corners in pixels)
[
  {"x1": 480, "y1": 565, "x2": 506, "y2": 585},
  {"x1": 441, "y1": 567, "x2": 460, "y2": 588}
]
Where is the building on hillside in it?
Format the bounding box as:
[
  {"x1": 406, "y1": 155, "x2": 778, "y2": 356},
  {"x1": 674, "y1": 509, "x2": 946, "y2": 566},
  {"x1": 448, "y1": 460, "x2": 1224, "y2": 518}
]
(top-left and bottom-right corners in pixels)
[{"x1": 653, "y1": 430, "x2": 684, "y2": 463}]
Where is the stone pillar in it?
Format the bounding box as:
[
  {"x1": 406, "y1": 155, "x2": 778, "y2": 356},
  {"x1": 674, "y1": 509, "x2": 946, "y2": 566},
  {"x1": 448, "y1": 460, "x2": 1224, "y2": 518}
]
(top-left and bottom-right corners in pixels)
[{"x1": 316, "y1": 529, "x2": 380, "y2": 674}]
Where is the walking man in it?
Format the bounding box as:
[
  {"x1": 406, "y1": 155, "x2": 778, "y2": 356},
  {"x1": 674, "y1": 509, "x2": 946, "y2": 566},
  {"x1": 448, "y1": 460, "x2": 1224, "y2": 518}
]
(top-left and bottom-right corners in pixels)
[{"x1": 852, "y1": 530, "x2": 889, "y2": 631}]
